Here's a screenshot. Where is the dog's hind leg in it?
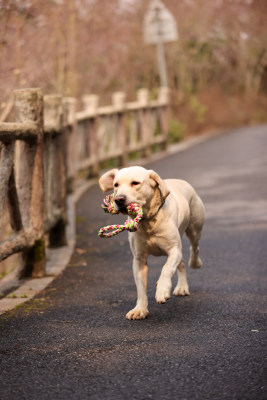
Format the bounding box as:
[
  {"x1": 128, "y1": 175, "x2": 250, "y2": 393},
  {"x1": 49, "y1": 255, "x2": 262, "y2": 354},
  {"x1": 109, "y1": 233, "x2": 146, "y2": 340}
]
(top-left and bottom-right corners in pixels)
[
  {"x1": 186, "y1": 195, "x2": 204, "y2": 269},
  {"x1": 173, "y1": 259, "x2": 190, "y2": 296}
]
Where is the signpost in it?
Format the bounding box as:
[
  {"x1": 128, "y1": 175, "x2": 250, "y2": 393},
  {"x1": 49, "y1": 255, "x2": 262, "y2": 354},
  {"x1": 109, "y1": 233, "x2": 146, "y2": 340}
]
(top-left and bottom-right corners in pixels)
[{"x1": 144, "y1": 0, "x2": 178, "y2": 87}]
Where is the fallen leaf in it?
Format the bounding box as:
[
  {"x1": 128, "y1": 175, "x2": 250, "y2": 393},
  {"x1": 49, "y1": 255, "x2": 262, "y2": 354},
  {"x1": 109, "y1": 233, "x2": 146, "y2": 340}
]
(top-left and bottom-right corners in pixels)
[{"x1": 75, "y1": 248, "x2": 87, "y2": 254}]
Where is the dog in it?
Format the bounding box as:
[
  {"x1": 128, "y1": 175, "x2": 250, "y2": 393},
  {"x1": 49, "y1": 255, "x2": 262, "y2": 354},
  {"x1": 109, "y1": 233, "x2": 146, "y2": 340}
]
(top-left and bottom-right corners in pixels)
[{"x1": 99, "y1": 166, "x2": 205, "y2": 320}]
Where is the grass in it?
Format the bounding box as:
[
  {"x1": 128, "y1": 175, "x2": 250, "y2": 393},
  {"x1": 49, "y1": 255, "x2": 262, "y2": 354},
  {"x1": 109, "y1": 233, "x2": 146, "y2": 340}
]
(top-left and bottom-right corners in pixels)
[
  {"x1": 7, "y1": 293, "x2": 28, "y2": 299},
  {"x1": 15, "y1": 298, "x2": 50, "y2": 313},
  {"x1": 7, "y1": 293, "x2": 17, "y2": 299}
]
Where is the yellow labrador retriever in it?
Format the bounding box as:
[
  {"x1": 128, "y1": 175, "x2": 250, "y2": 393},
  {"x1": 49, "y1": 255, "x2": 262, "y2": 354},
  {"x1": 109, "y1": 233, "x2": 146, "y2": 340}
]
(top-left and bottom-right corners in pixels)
[{"x1": 99, "y1": 166, "x2": 205, "y2": 320}]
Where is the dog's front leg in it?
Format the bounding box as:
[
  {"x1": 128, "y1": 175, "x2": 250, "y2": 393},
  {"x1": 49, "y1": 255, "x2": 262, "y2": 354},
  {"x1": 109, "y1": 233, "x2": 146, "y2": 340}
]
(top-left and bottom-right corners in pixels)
[
  {"x1": 126, "y1": 256, "x2": 149, "y2": 320},
  {"x1": 156, "y1": 247, "x2": 182, "y2": 304}
]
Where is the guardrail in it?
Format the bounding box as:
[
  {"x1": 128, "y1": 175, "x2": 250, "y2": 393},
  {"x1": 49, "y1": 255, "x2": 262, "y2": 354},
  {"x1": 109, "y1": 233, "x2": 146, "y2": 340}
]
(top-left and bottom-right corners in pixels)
[{"x1": 0, "y1": 87, "x2": 169, "y2": 281}]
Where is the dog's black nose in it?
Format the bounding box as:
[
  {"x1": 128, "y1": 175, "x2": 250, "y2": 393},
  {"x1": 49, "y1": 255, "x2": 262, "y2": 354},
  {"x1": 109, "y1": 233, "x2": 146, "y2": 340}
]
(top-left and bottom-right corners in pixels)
[{"x1": 115, "y1": 194, "x2": 126, "y2": 206}]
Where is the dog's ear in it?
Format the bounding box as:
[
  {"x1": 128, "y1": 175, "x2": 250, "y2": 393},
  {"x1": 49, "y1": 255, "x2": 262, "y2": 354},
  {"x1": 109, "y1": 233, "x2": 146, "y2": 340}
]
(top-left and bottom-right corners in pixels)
[
  {"x1": 149, "y1": 170, "x2": 170, "y2": 200},
  {"x1": 99, "y1": 169, "x2": 118, "y2": 192}
]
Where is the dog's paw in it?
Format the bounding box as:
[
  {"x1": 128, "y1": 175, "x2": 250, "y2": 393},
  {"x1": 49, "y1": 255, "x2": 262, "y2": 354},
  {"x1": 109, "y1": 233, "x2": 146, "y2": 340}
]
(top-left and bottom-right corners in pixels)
[
  {"x1": 126, "y1": 307, "x2": 149, "y2": 320},
  {"x1": 173, "y1": 284, "x2": 190, "y2": 296},
  {"x1": 155, "y1": 277, "x2": 172, "y2": 304},
  {"x1": 155, "y1": 286, "x2": 171, "y2": 304},
  {"x1": 189, "y1": 256, "x2": 203, "y2": 269}
]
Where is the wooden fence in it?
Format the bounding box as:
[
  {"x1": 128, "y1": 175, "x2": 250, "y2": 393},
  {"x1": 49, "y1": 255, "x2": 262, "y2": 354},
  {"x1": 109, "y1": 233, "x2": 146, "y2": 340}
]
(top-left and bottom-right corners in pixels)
[{"x1": 0, "y1": 87, "x2": 169, "y2": 280}]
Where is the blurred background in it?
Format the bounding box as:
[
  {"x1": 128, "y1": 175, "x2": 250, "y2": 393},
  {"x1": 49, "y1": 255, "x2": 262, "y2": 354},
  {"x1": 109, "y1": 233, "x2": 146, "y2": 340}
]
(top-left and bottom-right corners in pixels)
[{"x1": 1, "y1": 0, "x2": 267, "y2": 137}]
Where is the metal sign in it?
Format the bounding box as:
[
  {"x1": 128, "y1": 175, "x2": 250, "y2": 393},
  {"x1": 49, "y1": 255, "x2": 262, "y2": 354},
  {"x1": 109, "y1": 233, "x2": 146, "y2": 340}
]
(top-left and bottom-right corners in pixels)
[{"x1": 144, "y1": 0, "x2": 178, "y2": 45}]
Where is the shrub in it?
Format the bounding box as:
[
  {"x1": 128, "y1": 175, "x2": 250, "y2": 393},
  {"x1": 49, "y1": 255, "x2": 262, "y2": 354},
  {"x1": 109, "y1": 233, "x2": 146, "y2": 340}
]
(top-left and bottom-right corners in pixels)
[{"x1": 168, "y1": 119, "x2": 186, "y2": 144}]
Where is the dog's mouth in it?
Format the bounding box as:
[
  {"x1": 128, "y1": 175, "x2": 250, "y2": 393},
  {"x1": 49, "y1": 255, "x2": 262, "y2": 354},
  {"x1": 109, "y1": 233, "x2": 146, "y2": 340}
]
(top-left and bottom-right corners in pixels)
[
  {"x1": 117, "y1": 205, "x2": 128, "y2": 214},
  {"x1": 117, "y1": 202, "x2": 143, "y2": 215}
]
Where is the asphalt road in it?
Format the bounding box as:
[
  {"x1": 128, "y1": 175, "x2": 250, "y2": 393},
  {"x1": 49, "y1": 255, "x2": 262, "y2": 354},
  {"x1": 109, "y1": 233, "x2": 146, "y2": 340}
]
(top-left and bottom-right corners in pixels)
[{"x1": 1, "y1": 125, "x2": 267, "y2": 400}]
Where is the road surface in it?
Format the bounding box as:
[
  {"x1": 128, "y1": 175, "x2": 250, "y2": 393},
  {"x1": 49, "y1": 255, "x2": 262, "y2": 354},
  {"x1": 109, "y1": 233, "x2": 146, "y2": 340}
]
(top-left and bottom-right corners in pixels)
[{"x1": 1, "y1": 125, "x2": 266, "y2": 400}]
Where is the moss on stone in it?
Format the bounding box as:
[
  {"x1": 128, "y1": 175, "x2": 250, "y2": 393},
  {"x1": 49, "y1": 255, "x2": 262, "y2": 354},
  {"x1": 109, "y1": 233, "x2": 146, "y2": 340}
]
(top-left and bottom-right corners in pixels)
[{"x1": 33, "y1": 238, "x2": 45, "y2": 263}]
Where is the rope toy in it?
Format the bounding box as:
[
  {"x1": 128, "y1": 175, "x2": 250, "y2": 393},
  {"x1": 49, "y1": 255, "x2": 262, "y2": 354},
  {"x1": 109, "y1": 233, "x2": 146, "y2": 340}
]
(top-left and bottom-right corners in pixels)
[{"x1": 98, "y1": 194, "x2": 143, "y2": 238}]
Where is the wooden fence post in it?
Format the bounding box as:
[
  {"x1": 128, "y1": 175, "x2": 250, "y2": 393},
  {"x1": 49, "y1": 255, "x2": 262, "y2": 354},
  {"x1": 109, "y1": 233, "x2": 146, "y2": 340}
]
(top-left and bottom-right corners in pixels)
[
  {"x1": 44, "y1": 95, "x2": 67, "y2": 248},
  {"x1": 63, "y1": 97, "x2": 77, "y2": 191},
  {"x1": 137, "y1": 88, "x2": 151, "y2": 158},
  {"x1": 15, "y1": 88, "x2": 46, "y2": 278},
  {"x1": 112, "y1": 92, "x2": 127, "y2": 167},
  {"x1": 82, "y1": 94, "x2": 99, "y2": 177},
  {"x1": 0, "y1": 141, "x2": 15, "y2": 219}
]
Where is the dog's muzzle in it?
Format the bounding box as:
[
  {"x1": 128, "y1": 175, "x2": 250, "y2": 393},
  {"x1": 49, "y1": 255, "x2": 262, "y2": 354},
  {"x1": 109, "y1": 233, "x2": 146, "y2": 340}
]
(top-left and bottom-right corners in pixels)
[{"x1": 115, "y1": 194, "x2": 126, "y2": 206}]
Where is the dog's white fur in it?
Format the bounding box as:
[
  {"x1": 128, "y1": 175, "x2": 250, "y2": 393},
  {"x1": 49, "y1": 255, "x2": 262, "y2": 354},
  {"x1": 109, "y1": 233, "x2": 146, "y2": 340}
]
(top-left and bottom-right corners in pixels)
[{"x1": 99, "y1": 166, "x2": 205, "y2": 320}]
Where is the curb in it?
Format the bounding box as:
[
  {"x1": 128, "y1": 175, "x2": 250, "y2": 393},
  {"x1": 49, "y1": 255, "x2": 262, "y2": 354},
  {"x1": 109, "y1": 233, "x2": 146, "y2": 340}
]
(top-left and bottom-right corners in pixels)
[{"x1": 0, "y1": 130, "x2": 221, "y2": 315}]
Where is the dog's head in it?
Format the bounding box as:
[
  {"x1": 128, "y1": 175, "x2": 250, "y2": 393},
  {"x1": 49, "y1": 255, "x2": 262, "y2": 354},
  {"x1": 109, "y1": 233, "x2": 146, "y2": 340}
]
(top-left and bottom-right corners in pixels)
[{"x1": 99, "y1": 166, "x2": 170, "y2": 214}]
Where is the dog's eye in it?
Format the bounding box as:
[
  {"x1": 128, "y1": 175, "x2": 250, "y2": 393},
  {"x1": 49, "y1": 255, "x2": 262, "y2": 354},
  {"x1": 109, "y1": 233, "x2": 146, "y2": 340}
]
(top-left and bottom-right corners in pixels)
[
  {"x1": 131, "y1": 181, "x2": 140, "y2": 186},
  {"x1": 114, "y1": 183, "x2": 119, "y2": 188}
]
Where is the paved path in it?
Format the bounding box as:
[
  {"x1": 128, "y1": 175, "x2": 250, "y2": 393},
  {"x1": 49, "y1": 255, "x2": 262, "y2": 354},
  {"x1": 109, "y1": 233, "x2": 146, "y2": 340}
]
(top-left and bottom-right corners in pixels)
[{"x1": 1, "y1": 125, "x2": 267, "y2": 400}]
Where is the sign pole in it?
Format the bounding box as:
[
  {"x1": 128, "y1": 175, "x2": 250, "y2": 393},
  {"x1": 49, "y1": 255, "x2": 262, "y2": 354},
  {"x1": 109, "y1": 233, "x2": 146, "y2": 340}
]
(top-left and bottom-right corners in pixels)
[
  {"x1": 144, "y1": 0, "x2": 178, "y2": 87},
  {"x1": 155, "y1": 5, "x2": 168, "y2": 87}
]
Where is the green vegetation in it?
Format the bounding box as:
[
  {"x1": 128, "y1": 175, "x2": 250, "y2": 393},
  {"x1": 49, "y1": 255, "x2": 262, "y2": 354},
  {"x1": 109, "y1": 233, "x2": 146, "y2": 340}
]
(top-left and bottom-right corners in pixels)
[
  {"x1": 75, "y1": 215, "x2": 87, "y2": 225},
  {"x1": 7, "y1": 293, "x2": 17, "y2": 299},
  {"x1": 168, "y1": 119, "x2": 187, "y2": 144},
  {"x1": 34, "y1": 239, "x2": 45, "y2": 263},
  {"x1": 189, "y1": 96, "x2": 207, "y2": 124}
]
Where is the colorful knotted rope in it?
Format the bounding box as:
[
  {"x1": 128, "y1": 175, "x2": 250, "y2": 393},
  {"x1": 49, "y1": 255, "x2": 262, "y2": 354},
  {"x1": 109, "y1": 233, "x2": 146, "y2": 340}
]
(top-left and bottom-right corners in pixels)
[{"x1": 98, "y1": 194, "x2": 143, "y2": 238}]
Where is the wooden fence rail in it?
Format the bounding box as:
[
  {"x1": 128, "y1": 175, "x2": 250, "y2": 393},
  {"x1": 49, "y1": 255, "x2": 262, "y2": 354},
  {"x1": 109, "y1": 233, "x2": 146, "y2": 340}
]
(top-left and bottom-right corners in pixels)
[{"x1": 0, "y1": 87, "x2": 169, "y2": 281}]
